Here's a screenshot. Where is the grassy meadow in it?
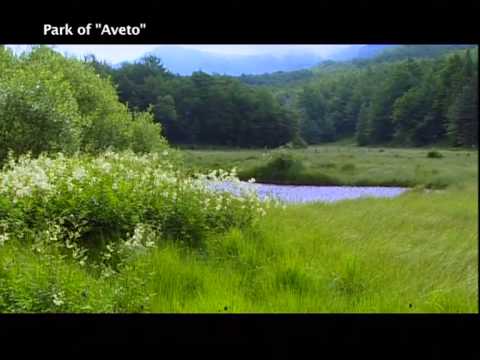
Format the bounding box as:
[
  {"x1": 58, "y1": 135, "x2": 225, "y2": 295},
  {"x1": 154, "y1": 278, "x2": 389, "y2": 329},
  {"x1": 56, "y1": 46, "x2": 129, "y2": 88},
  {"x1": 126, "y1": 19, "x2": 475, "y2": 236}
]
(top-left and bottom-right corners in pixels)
[
  {"x1": 182, "y1": 145, "x2": 477, "y2": 189},
  {"x1": 1, "y1": 145, "x2": 477, "y2": 313}
]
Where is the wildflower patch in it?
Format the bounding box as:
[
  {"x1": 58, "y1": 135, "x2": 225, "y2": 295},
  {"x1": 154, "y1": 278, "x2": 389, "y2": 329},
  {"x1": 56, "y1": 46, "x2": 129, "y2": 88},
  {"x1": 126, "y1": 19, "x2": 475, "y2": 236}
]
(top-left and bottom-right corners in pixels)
[{"x1": 0, "y1": 151, "x2": 280, "y2": 272}]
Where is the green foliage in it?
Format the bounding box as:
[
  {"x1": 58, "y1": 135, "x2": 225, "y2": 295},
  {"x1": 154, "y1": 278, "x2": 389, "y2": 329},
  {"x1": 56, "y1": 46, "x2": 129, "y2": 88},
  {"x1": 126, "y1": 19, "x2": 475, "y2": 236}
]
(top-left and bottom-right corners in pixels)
[
  {"x1": 447, "y1": 76, "x2": 478, "y2": 147},
  {"x1": 0, "y1": 48, "x2": 82, "y2": 161},
  {"x1": 238, "y1": 69, "x2": 315, "y2": 87},
  {"x1": 0, "y1": 45, "x2": 15, "y2": 73},
  {"x1": 283, "y1": 133, "x2": 309, "y2": 149},
  {"x1": 79, "y1": 45, "x2": 480, "y2": 150},
  {"x1": 244, "y1": 151, "x2": 305, "y2": 182},
  {"x1": 427, "y1": 150, "x2": 444, "y2": 159},
  {"x1": 291, "y1": 47, "x2": 478, "y2": 148},
  {"x1": 373, "y1": 45, "x2": 476, "y2": 63},
  {"x1": 88, "y1": 59, "x2": 299, "y2": 147},
  {"x1": 154, "y1": 94, "x2": 178, "y2": 140},
  {"x1": 0, "y1": 240, "x2": 151, "y2": 312},
  {"x1": 0, "y1": 46, "x2": 169, "y2": 163},
  {"x1": 356, "y1": 103, "x2": 371, "y2": 146},
  {"x1": 128, "y1": 110, "x2": 169, "y2": 153},
  {"x1": 340, "y1": 163, "x2": 356, "y2": 172}
]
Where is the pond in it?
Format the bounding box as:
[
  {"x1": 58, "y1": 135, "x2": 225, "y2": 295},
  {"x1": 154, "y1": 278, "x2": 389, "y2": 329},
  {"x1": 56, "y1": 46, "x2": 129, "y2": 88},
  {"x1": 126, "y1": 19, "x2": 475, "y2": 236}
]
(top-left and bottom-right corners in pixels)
[{"x1": 209, "y1": 181, "x2": 408, "y2": 204}]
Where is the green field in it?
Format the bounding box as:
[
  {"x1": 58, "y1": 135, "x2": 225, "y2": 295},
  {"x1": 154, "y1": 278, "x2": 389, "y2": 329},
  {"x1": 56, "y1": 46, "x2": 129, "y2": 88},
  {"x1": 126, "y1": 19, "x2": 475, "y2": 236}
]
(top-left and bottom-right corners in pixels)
[{"x1": 1, "y1": 146, "x2": 477, "y2": 313}]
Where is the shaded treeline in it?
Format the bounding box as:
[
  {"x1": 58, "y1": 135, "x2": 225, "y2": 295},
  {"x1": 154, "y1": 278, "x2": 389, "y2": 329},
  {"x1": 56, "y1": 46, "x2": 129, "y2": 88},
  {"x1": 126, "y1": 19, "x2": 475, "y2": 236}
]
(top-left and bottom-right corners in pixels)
[
  {"x1": 297, "y1": 47, "x2": 478, "y2": 147},
  {"x1": 90, "y1": 56, "x2": 298, "y2": 148}
]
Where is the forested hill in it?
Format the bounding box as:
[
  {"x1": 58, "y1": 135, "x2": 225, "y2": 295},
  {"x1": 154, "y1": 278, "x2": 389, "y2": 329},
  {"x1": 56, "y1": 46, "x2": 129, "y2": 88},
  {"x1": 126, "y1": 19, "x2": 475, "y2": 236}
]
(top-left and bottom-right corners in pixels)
[
  {"x1": 238, "y1": 69, "x2": 315, "y2": 87},
  {"x1": 237, "y1": 45, "x2": 477, "y2": 88},
  {"x1": 85, "y1": 45, "x2": 478, "y2": 149},
  {"x1": 295, "y1": 46, "x2": 478, "y2": 147},
  {"x1": 328, "y1": 44, "x2": 396, "y2": 61},
  {"x1": 372, "y1": 45, "x2": 476, "y2": 63}
]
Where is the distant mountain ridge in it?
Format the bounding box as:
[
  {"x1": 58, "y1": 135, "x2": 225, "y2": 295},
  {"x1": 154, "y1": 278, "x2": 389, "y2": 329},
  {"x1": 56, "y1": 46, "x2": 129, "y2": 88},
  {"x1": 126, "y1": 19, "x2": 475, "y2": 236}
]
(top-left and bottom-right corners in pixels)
[
  {"x1": 123, "y1": 45, "x2": 476, "y2": 77},
  {"x1": 138, "y1": 46, "x2": 325, "y2": 76},
  {"x1": 126, "y1": 45, "x2": 403, "y2": 76},
  {"x1": 329, "y1": 45, "x2": 399, "y2": 61}
]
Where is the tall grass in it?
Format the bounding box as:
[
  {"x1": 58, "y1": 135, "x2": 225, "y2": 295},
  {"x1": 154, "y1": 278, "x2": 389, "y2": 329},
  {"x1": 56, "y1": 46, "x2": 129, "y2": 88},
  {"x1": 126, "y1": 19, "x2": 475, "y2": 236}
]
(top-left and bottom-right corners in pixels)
[{"x1": 1, "y1": 177, "x2": 476, "y2": 312}]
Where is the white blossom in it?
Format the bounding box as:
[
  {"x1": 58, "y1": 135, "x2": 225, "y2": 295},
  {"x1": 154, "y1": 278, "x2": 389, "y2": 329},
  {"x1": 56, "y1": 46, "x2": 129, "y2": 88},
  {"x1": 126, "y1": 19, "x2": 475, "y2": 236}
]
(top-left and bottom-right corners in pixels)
[
  {"x1": 52, "y1": 291, "x2": 65, "y2": 306},
  {"x1": 72, "y1": 166, "x2": 87, "y2": 181},
  {"x1": 0, "y1": 233, "x2": 9, "y2": 246}
]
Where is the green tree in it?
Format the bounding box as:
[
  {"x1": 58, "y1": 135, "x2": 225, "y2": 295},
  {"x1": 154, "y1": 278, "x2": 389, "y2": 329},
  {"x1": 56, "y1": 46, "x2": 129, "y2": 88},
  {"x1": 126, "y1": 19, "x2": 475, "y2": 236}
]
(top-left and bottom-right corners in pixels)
[
  {"x1": 356, "y1": 103, "x2": 371, "y2": 146},
  {"x1": 0, "y1": 48, "x2": 82, "y2": 160},
  {"x1": 154, "y1": 94, "x2": 178, "y2": 140},
  {"x1": 447, "y1": 77, "x2": 478, "y2": 147},
  {"x1": 0, "y1": 46, "x2": 169, "y2": 161}
]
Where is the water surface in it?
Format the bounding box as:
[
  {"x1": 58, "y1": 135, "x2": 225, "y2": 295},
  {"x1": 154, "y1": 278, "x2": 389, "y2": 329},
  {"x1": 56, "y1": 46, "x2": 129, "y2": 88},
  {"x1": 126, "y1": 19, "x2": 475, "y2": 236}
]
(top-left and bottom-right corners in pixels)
[{"x1": 210, "y1": 181, "x2": 408, "y2": 203}]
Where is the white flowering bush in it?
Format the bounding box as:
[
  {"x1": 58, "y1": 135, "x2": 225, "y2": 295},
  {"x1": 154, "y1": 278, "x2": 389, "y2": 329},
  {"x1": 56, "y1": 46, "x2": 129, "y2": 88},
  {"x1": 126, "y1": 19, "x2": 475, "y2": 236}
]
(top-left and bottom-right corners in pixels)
[{"x1": 0, "y1": 150, "x2": 277, "y2": 272}]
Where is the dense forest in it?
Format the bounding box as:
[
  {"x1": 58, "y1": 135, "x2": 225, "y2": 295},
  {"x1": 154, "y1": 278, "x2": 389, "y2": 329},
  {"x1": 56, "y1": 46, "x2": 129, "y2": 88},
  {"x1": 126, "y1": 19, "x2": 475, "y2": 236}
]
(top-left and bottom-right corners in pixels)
[
  {"x1": 296, "y1": 47, "x2": 478, "y2": 146},
  {"x1": 83, "y1": 45, "x2": 478, "y2": 148},
  {"x1": 89, "y1": 57, "x2": 298, "y2": 147}
]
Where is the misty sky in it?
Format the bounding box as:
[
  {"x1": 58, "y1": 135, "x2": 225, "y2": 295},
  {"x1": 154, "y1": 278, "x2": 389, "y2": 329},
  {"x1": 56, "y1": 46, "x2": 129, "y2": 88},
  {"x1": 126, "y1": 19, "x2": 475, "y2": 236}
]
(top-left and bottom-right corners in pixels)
[{"x1": 6, "y1": 45, "x2": 357, "y2": 64}]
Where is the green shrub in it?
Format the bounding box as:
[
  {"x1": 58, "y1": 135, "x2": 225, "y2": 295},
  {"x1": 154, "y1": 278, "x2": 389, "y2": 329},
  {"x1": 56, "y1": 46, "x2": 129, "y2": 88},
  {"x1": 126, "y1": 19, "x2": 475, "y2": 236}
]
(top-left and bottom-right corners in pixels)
[
  {"x1": 0, "y1": 46, "x2": 15, "y2": 73},
  {"x1": 245, "y1": 151, "x2": 305, "y2": 182},
  {"x1": 340, "y1": 163, "x2": 356, "y2": 172},
  {"x1": 320, "y1": 163, "x2": 337, "y2": 169},
  {"x1": 284, "y1": 135, "x2": 308, "y2": 149},
  {"x1": 269, "y1": 152, "x2": 304, "y2": 173},
  {"x1": 427, "y1": 151, "x2": 444, "y2": 159},
  {"x1": 128, "y1": 111, "x2": 169, "y2": 154}
]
